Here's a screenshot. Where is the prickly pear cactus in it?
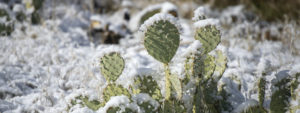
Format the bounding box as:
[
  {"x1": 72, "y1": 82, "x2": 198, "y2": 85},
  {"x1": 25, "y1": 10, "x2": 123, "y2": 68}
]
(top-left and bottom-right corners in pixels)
[
  {"x1": 139, "y1": 101, "x2": 157, "y2": 113},
  {"x1": 184, "y1": 52, "x2": 202, "y2": 83},
  {"x1": 162, "y1": 99, "x2": 186, "y2": 113},
  {"x1": 270, "y1": 74, "x2": 291, "y2": 113},
  {"x1": 200, "y1": 54, "x2": 216, "y2": 83},
  {"x1": 194, "y1": 25, "x2": 220, "y2": 54},
  {"x1": 291, "y1": 73, "x2": 300, "y2": 100},
  {"x1": 132, "y1": 76, "x2": 162, "y2": 101},
  {"x1": 100, "y1": 52, "x2": 125, "y2": 82},
  {"x1": 144, "y1": 20, "x2": 180, "y2": 64},
  {"x1": 258, "y1": 76, "x2": 266, "y2": 107},
  {"x1": 194, "y1": 81, "x2": 219, "y2": 113},
  {"x1": 102, "y1": 83, "x2": 131, "y2": 103},
  {"x1": 33, "y1": 0, "x2": 44, "y2": 10},
  {"x1": 71, "y1": 96, "x2": 102, "y2": 111},
  {"x1": 169, "y1": 74, "x2": 182, "y2": 99},
  {"x1": 140, "y1": 9, "x2": 161, "y2": 25},
  {"x1": 31, "y1": 11, "x2": 41, "y2": 25},
  {"x1": 213, "y1": 50, "x2": 227, "y2": 80}
]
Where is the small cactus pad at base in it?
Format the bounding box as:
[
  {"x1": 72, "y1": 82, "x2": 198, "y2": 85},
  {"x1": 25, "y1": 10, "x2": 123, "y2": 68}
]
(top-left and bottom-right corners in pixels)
[
  {"x1": 71, "y1": 96, "x2": 103, "y2": 111},
  {"x1": 201, "y1": 54, "x2": 216, "y2": 83},
  {"x1": 139, "y1": 101, "x2": 157, "y2": 113},
  {"x1": 100, "y1": 52, "x2": 125, "y2": 82},
  {"x1": 144, "y1": 20, "x2": 180, "y2": 64},
  {"x1": 102, "y1": 83, "x2": 130, "y2": 103},
  {"x1": 132, "y1": 76, "x2": 162, "y2": 101},
  {"x1": 194, "y1": 25, "x2": 220, "y2": 54}
]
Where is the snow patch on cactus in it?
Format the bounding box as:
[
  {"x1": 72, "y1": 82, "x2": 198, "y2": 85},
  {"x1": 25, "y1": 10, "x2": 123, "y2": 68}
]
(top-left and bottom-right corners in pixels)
[
  {"x1": 192, "y1": 6, "x2": 207, "y2": 21},
  {"x1": 98, "y1": 96, "x2": 136, "y2": 112},
  {"x1": 161, "y1": 2, "x2": 178, "y2": 13},
  {"x1": 139, "y1": 13, "x2": 182, "y2": 33},
  {"x1": 193, "y1": 18, "x2": 220, "y2": 28}
]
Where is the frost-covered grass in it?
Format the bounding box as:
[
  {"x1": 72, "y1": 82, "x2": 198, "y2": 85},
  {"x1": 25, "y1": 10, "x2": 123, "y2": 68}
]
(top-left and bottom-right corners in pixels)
[{"x1": 1, "y1": 0, "x2": 300, "y2": 113}]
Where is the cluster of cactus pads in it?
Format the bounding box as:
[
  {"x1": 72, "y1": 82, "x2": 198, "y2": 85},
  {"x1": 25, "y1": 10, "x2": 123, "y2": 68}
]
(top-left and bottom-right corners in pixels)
[{"x1": 70, "y1": 7, "x2": 300, "y2": 113}]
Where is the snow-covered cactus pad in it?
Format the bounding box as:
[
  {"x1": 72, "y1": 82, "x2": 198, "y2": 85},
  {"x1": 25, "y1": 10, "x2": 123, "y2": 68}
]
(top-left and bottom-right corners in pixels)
[
  {"x1": 213, "y1": 50, "x2": 227, "y2": 80},
  {"x1": 138, "y1": 101, "x2": 157, "y2": 113},
  {"x1": 141, "y1": 13, "x2": 181, "y2": 64},
  {"x1": 100, "y1": 52, "x2": 125, "y2": 82},
  {"x1": 184, "y1": 52, "x2": 202, "y2": 83},
  {"x1": 132, "y1": 75, "x2": 162, "y2": 101},
  {"x1": 194, "y1": 19, "x2": 220, "y2": 54},
  {"x1": 201, "y1": 54, "x2": 216, "y2": 82},
  {"x1": 102, "y1": 83, "x2": 131, "y2": 104}
]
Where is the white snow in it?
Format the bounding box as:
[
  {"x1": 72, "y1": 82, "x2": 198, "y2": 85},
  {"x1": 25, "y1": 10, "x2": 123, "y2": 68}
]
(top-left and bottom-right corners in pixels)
[
  {"x1": 192, "y1": 6, "x2": 207, "y2": 21},
  {"x1": 193, "y1": 18, "x2": 220, "y2": 28}
]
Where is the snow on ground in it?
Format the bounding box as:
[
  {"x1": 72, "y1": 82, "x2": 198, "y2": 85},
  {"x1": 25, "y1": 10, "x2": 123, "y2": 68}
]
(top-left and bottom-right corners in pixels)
[{"x1": 0, "y1": 1, "x2": 300, "y2": 113}]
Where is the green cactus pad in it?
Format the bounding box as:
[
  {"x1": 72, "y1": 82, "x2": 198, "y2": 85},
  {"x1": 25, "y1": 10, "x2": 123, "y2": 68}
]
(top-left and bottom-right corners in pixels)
[
  {"x1": 0, "y1": 23, "x2": 13, "y2": 36},
  {"x1": 213, "y1": 50, "x2": 227, "y2": 80},
  {"x1": 195, "y1": 82, "x2": 219, "y2": 113},
  {"x1": 194, "y1": 25, "x2": 220, "y2": 54},
  {"x1": 33, "y1": 0, "x2": 44, "y2": 10},
  {"x1": 31, "y1": 11, "x2": 41, "y2": 25},
  {"x1": 270, "y1": 76, "x2": 291, "y2": 113},
  {"x1": 139, "y1": 101, "x2": 157, "y2": 113},
  {"x1": 162, "y1": 99, "x2": 186, "y2": 113},
  {"x1": 184, "y1": 56, "x2": 192, "y2": 84},
  {"x1": 144, "y1": 20, "x2": 180, "y2": 64},
  {"x1": 102, "y1": 83, "x2": 130, "y2": 103},
  {"x1": 201, "y1": 54, "x2": 216, "y2": 83},
  {"x1": 71, "y1": 96, "x2": 103, "y2": 111},
  {"x1": 100, "y1": 52, "x2": 125, "y2": 82},
  {"x1": 183, "y1": 52, "x2": 202, "y2": 85},
  {"x1": 0, "y1": 9, "x2": 10, "y2": 20},
  {"x1": 169, "y1": 74, "x2": 182, "y2": 99},
  {"x1": 132, "y1": 76, "x2": 162, "y2": 101},
  {"x1": 258, "y1": 77, "x2": 266, "y2": 107},
  {"x1": 140, "y1": 9, "x2": 161, "y2": 25}
]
